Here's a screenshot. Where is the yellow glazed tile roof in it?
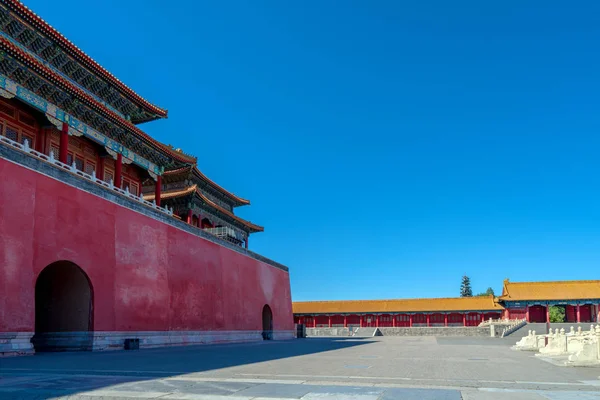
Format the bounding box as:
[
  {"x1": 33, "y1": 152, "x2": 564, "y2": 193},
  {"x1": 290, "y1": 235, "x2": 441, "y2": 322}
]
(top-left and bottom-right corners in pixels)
[
  {"x1": 292, "y1": 296, "x2": 503, "y2": 314},
  {"x1": 499, "y1": 279, "x2": 600, "y2": 301}
]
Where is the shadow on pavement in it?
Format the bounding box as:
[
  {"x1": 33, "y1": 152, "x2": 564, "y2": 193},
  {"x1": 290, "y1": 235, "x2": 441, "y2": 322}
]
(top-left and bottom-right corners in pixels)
[{"x1": 0, "y1": 338, "x2": 373, "y2": 398}]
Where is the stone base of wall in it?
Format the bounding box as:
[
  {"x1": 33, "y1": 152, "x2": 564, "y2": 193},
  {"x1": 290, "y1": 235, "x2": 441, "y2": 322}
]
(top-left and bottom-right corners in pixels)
[
  {"x1": 378, "y1": 327, "x2": 489, "y2": 337},
  {"x1": 0, "y1": 332, "x2": 35, "y2": 356},
  {"x1": 304, "y1": 327, "x2": 490, "y2": 337},
  {"x1": 3, "y1": 330, "x2": 295, "y2": 355},
  {"x1": 306, "y1": 328, "x2": 353, "y2": 337}
]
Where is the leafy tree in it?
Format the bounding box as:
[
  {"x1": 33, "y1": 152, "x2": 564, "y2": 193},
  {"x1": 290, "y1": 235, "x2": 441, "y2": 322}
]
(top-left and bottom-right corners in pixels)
[
  {"x1": 549, "y1": 306, "x2": 565, "y2": 323},
  {"x1": 460, "y1": 275, "x2": 473, "y2": 297},
  {"x1": 476, "y1": 287, "x2": 495, "y2": 297}
]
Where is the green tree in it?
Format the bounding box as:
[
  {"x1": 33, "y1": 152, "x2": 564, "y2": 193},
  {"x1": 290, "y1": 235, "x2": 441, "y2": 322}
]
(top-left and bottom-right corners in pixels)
[
  {"x1": 460, "y1": 275, "x2": 473, "y2": 297},
  {"x1": 476, "y1": 287, "x2": 495, "y2": 297},
  {"x1": 548, "y1": 306, "x2": 565, "y2": 323}
]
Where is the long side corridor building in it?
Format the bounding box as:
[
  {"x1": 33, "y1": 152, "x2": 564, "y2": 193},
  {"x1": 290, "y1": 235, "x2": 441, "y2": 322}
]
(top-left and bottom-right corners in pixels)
[{"x1": 293, "y1": 279, "x2": 600, "y2": 328}]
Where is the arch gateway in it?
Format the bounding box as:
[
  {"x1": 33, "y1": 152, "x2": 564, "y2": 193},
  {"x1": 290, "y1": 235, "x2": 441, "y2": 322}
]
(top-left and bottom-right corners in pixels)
[{"x1": 33, "y1": 261, "x2": 94, "y2": 352}]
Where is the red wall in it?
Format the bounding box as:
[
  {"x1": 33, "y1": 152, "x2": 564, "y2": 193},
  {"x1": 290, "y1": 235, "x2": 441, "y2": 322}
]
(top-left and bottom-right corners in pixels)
[{"x1": 0, "y1": 158, "x2": 293, "y2": 333}]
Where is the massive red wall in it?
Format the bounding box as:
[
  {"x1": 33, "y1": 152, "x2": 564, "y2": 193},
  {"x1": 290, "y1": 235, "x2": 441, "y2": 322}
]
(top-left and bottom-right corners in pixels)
[{"x1": 0, "y1": 158, "x2": 293, "y2": 333}]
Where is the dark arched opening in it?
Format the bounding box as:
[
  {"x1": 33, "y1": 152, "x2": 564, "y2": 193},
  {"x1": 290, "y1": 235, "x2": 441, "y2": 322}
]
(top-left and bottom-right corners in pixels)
[
  {"x1": 262, "y1": 304, "x2": 273, "y2": 340},
  {"x1": 33, "y1": 261, "x2": 93, "y2": 352},
  {"x1": 201, "y1": 218, "x2": 214, "y2": 229}
]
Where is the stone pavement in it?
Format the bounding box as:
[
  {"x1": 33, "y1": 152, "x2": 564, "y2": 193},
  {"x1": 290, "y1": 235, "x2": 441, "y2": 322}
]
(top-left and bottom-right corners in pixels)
[{"x1": 1, "y1": 336, "x2": 599, "y2": 399}]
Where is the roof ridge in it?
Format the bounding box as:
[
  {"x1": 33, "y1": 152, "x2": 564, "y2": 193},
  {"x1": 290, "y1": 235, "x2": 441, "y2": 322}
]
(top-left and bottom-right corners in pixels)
[
  {"x1": 193, "y1": 166, "x2": 250, "y2": 205},
  {"x1": 509, "y1": 279, "x2": 600, "y2": 285},
  {"x1": 293, "y1": 296, "x2": 495, "y2": 304},
  {"x1": 4, "y1": 0, "x2": 168, "y2": 117},
  {"x1": 0, "y1": 37, "x2": 194, "y2": 164}
]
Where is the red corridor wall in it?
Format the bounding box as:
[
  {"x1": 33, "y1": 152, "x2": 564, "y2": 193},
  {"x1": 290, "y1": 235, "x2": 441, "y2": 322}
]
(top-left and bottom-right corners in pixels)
[{"x1": 0, "y1": 158, "x2": 294, "y2": 334}]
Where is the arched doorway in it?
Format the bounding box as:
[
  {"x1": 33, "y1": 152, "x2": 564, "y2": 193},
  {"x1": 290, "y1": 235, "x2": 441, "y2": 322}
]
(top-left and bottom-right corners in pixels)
[
  {"x1": 33, "y1": 261, "x2": 93, "y2": 352},
  {"x1": 262, "y1": 304, "x2": 273, "y2": 340}
]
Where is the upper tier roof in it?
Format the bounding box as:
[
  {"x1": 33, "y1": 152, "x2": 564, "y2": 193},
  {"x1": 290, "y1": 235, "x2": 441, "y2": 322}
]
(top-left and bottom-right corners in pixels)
[
  {"x1": 499, "y1": 279, "x2": 600, "y2": 301},
  {"x1": 163, "y1": 166, "x2": 250, "y2": 207},
  {"x1": 0, "y1": 34, "x2": 196, "y2": 167},
  {"x1": 292, "y1": 296, "x2": 502, "y2": 314},
  {"x1": 0, "y1": 0, "x2": 167, "y2": 123}
]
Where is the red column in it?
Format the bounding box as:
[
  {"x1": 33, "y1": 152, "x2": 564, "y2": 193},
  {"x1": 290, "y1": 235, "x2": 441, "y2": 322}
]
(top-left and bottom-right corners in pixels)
[
  {"x1": 426, "y1": 314, "x2": 430, "y2": 327},
  {"x1": 480, "y1": 313, "x2": 484, "y2": 324},
  {"x1": 597, "y1": 304, "x2": 600, "y2": 322},
  {"x1": 546, "y1": 306, "x2": 550, "y2": 323},
  {"x1": 35, "y1": 127, "x2": 45, "y2": 152},
  {"x1": 313, "y1": 317, "x2": 317, "y2": 328},
  {"x1": 344, "y1": 315, "x2": 347, "y2": 328},
  {"x1": 186, "y1": 209, "x2": 193, "y2": 224},
  {"x1": 376, "y1": 315, "x2": 380, "y2": 328},
  {"x1": 444, "y1": 313, "x2": 448, "y2": 327},
  {"x1": 155, "y1": 175, "x2": 162, "y2": 206},
  {"x1": 59, "y1": 122, "x2": 69, "y2": 163},
  {"x1": 392, "y1": 315, "x2": 396, "y2": 328},
  {"x1": 115, "y1": 153, "x2": 123, "y2": 188},
  {"x1": 525, "y1": 305, "x2": 530, "y2": 322},
  {"x1": 96, "y1": 156, "x2": 104, "y2": 181},
  {"x1": 328, "y1": 316, "x2": 332, "y2": 328},
  {"x1": 359, "y1": 315, "x2": 364, "y2": 328},
  {"x1": 463, "y1": 313, "x2": 466, "y2": 327},
  {"x1": 577, "y1": 304, "x2": 581, "y2": 323},
  {"x1": 409, "y1": 315, "x2": 413, "y2": 327}
]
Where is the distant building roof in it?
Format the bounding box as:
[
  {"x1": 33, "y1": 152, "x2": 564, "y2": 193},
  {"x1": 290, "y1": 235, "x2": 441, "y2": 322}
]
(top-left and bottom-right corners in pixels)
[
  {"x1": 293, "y1": 296, "x2": 503, "y2": 314},
  {"x1": 499, "y1": 279, "x2": 600, "y2": 301}
]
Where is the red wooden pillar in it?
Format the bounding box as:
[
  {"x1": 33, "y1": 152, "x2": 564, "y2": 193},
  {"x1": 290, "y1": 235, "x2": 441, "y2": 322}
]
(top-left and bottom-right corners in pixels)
[
  {"x1": 426, "y1": 314, "x2": 430, "y2": 327},
  {"x1": 375, "y1": 315, "x2": 380, "y2": 328},
  {"x1": 392, "y1": 315, "x2": 396, "y2": 328},
  {"x1": 96, "y1": 155, "x2": 104, "y2": 181},
  {"x1": 444, "y1": 313, "x2": 448, "y2": 327},
  {"x1": 114, "y1": 153, "x2": 123, "y2": 188},
  {"x1": 359, "y1": 315, "x2": 364, "y2": 328},
  {"x1": 597, "y1": 304, "x2": 600, "y2": 322},
  {"x1": 525, "y1": 305, "x2": 530, "y2": 322},
  {"x1": 480, "y1": 313, "x2": 484, "y2": 324},
  {"x1": 545, "y1": 305, "x2": 550, "y2": 323},
  {"x1": 409, "y1": 314, "x2": 413, "y2": 327},
  {"x1": 186, "y1": 209, "x2": 193, "y2": 224},
  {"x1": 35, "y1": 127, "x2": 44, "y2": 152},
  {"x1": 155, "y1": 175, "x2": 162, "y2": 206},
  {"x1": 462, "y1": 313, "x2": 466, "y2": 327},
  {"x1": 576, "y1": 304, "x2": 581, "y2": 323},
  {"x1": 344, "y1": 315, "x2": 347, "y2": 328},
  {"x1": 59, "y1": 122, "x2": 69, "y2": 163}
]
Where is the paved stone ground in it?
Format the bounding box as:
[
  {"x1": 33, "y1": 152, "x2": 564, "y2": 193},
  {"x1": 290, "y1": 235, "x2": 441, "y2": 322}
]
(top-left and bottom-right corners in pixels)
[{"x1": 1, "y1": 336, "x2": 599, "y2": 399}]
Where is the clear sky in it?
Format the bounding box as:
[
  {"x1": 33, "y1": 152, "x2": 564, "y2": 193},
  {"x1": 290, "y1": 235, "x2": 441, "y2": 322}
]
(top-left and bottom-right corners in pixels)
[{"x1": 28, "y1": 0, "x2": 600, "y2": 301}]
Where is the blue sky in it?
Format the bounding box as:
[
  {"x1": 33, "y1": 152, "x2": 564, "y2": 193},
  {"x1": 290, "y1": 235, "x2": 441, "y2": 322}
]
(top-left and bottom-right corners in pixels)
[{"x1": 29, "y1": 1, "x2": 600, "y2": 300}]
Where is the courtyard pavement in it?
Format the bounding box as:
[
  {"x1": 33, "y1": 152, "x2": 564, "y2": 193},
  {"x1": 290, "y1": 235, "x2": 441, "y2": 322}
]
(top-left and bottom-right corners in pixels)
[{"x1": 1, "y1": 336, "x2": 599, "y2": 399}]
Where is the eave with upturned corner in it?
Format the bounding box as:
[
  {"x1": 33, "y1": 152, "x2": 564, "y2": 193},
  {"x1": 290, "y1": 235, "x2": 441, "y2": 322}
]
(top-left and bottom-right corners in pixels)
[
  {"x1": 0, "y1": 0, "x2": 167, "y2": 124},
  {"x1": 144, "y1": 184, "x2": 263, "y2": 234},
  {"x1": 160, "y1": 165, "x2": 251, "y2": 208},
  {"x1": 0, "y1": 35, "x2": 196, "y2": 170}
]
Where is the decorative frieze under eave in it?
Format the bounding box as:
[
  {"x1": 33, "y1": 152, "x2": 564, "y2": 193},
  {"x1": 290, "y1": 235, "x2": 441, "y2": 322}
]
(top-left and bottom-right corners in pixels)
[
  {"x1": 501, "y1": 300, "x2": 600, "y2": 308},
  {"x1": 0, "y1": 74, "x2": 163, "y2": 178}
]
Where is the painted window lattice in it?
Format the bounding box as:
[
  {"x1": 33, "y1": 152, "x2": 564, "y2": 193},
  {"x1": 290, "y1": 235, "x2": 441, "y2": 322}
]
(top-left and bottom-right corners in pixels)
[{"x1": 0, "y1": 99, "x2": 38, "y2": 148}]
